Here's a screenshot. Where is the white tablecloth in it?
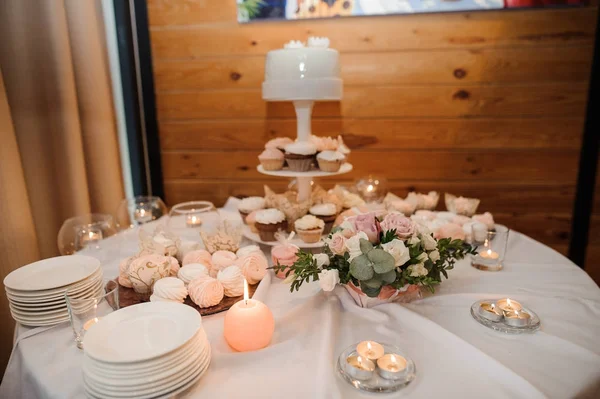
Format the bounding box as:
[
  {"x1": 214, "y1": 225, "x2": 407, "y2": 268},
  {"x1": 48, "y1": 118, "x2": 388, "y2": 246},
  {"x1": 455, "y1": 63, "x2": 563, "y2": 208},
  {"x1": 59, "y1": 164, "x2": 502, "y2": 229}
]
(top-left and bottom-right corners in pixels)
[{"x1": 2, "y1": 198, "x2": 600, "y2": 399}]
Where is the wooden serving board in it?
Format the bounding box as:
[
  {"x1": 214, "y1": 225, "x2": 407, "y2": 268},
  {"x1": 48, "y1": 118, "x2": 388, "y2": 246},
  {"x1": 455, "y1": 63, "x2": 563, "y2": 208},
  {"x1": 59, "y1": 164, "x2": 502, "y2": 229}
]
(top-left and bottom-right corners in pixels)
[{"x1": 107, "y1": 280, "x2": 258, "y2": 316}]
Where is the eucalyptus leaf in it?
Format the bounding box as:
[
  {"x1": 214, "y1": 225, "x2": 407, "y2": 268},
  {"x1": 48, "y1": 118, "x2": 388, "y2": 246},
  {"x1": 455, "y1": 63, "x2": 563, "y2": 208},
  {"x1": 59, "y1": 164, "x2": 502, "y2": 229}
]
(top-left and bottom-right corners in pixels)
[
  {"x1": 359, "y1": 238, "x2": 373, "y2": 254},
  {"x1": 367, "y1": 249, "x2": 396, "y2": 274},
  {"x1": 349, "y1": 255, "x2": 374, "y2": 281},
  {"x1": 362, "y1": 275, "x2": 383, "y2": 289},
  {"x1": 359, "y1": 282, "x2": 382, "y2": 298},
  {"x1": 378, "y1": 269, "x2": 397, "y2": 284}
]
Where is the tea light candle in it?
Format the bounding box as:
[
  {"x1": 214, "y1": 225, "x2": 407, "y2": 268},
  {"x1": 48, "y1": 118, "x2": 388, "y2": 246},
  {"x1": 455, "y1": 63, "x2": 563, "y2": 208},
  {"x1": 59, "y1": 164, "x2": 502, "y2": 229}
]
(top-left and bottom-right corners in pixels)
[
  {"x1": 377, "y1": 354, "x2": 407, "y2": 380},
  {"x1": 356, "y1": 341, "x2": 385, "y2": 360},
  {"x1": 134, "y1": 207, "x2": 152, "y2": 223},
  {"x1": 224, "y1": 279, "x2": 275, "y2": 352},
  {"x1": 345, "y1": 355, "x2": 375, "y2": 380},
  {"x1": 80, "y1": 229, "x2": 103, "y2": 247},
  {"x1": 186, "y1": 214, "x2": 202, "y2": 227},
  {"x1": 504, "y1": 310, "x2": 531, "y2": 327},
  {"x1": 478, "y1": 302, "x2": 503, "y2": 322},
  {"x1": 479, "y1": 249, "x2": 499, "y2": 260},
  {"x1": 496, "y1": 298, "x2": 522, "y2": 313}
]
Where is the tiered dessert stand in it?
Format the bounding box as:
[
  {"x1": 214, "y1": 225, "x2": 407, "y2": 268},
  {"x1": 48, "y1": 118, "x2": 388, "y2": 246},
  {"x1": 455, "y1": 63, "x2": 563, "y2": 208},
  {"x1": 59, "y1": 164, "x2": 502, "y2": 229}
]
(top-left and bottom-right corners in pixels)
[{"x1": 245, "y1": 38, "x2": 353, "y2": 247}]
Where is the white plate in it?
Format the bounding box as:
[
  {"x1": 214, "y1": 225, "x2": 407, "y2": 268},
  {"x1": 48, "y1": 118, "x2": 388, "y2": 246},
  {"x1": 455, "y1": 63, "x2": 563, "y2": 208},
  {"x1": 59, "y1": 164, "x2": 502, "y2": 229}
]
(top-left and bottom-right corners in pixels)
[
  {"x1": 13, "y1": 315, "x2": 70, "y2": 327},
  {"x1": 243, "y1": 226, "x2": 325, "y2": 249},
  {"x1": 9, "y1": 304, "x2": 68, "y2": 318},
  {"x1": 4, "y1": 255, "x2": 100, "y2": 291},
  {"x1": 10, "y1": 310, "x2": 69, "y2": 323},
  {"x1": 6, "y1": 279, "x2": 104, "y2": 303},
  {"x1": 84, "y1": 302, "x2": 202, "y2": 364},
  {"x1": 84, "y1": 329, "x2": 207, "y2": 378},
  {"x1": 85, "y1": 350, "x2": 209, "y2": 399},
  {"x1": 5, "y1": 267, "x2": 103, "y2": 296},
  {"x1": 257, "y1": 162, "x2": 353, "y2": 177}
]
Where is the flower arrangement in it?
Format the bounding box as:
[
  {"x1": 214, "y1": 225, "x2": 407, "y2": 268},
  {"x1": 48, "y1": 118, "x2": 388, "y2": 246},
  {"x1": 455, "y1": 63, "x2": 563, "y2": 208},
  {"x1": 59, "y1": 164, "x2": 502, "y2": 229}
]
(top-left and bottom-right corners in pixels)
[{"x1": 272, "y1": 212, "x2": 476, "y2": 302}]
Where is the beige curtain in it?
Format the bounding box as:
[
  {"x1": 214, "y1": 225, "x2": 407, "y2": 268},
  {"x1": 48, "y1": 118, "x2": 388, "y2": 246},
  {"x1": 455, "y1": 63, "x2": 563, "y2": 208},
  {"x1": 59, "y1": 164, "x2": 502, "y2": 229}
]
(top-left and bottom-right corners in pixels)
[{"x1": 0, "y1": 0, "x2": 125, "y2": 375}]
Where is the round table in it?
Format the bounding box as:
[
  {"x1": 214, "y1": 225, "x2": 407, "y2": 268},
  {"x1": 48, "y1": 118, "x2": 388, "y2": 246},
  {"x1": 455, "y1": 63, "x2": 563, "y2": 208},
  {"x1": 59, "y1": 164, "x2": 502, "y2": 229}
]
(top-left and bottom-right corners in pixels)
[{"x1": 2, "y1": 198, "x2": 600, "y2": 398}]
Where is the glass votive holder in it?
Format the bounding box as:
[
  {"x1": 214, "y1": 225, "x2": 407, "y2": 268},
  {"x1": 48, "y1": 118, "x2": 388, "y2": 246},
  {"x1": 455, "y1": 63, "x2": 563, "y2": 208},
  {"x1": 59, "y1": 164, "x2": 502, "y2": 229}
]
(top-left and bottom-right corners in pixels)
[
  {"x1": 66, "y1": 279, "x2": 119, "y2": 349},
  {"x1": 471, "y1": 225, "x2": 509, "y2": 272},
  {"x1": 354, "y1": 176, "x2": 388, "y2": 203},
  {"x1": 168, "y1": 201, "x2": 216, "y2": 230},
  {"x1": 115, "y1": 196, "x2": 168, "y2": 230},
  {"x1": 57, "y1": 214, "x2": 118, "y2": 255}
]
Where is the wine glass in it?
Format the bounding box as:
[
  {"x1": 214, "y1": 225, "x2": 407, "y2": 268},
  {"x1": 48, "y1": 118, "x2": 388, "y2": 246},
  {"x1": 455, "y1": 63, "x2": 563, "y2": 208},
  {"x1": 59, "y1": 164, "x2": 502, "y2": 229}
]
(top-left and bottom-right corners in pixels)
[
  {"x1": 167, "y1": 201, "x2": 216, "y2": 230},
  {"x1": 115, "y1": 196, "x2": 168, "y2": 230},
  {"x1": 57, "y1": 214, "x2": 118, "y2": 255}
]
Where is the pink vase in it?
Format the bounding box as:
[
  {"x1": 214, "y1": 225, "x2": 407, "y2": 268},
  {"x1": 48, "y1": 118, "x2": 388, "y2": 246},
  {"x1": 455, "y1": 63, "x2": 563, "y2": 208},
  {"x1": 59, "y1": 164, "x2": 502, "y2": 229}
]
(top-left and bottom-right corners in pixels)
[{"x1": 344, "y1": 283, "x2": 422, "y2": 308}]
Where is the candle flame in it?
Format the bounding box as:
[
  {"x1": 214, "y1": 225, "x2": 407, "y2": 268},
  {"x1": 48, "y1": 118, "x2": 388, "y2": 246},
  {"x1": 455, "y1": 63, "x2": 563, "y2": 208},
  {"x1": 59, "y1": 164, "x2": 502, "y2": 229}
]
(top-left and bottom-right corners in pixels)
[
  {"x1": 367, "y1": 341, "x2": 372, "y2": 351},
  {"x1": 484, "y1": 238, "x2": 489, "y2": 248},
  {"x1": 367, "y1": 184, "x2": 374, "y2": 192},
  {"x1": 243, "y1": 278, "x2": 249, "y2": 304},
  {"x1": 486, "y1": 249, "x2": 492, "y2": 256},
  {"x1": 139, "y1": 209, "x2": 146, "y2": 216},
  {"x1": 507, "y1": 298, "x2": 512, "y2": 308},
  {"x1": 391, "y1": 354, "x2": 396, "y2": 363},
  {"x1": 357, "y1": 356, "x2": 363, "y2": 367},
  {"x1": 88, "y1": 231, "x2": 94, "y2": 239}
]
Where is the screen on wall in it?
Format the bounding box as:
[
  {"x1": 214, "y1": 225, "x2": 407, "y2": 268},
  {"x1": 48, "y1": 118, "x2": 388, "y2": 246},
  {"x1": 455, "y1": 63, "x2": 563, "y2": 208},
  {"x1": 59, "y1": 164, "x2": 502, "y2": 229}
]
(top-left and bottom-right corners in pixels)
[{"x1": 237, "y1": 0, "x2": 589, "y2": 22}]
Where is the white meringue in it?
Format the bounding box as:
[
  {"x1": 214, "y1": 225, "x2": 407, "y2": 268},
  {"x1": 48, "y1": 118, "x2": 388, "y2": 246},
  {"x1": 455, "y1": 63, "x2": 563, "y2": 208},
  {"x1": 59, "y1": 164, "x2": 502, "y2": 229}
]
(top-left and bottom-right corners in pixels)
[
  {"x1": 236, "y1": 245, "x2": 261, "y2": 258},
  {"x1": 188, "y1": 277, "x2": 224, "y2": 308},
  {"x1": 217, "y1": 266, "x2": 245, "y2": 297},
  {"x1": 177, "y1": 263, "x2": 210, "y2": 286},
  {"x1": 151, "y1": 277, "x2": 188, "y2": 304}
]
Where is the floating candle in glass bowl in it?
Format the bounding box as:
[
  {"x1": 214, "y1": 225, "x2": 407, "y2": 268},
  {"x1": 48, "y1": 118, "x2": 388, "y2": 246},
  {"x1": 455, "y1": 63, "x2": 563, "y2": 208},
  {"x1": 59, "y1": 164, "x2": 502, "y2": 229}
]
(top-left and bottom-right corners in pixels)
[
  {"x1": 186, "y1": 214, "x2": 202, "y2": 228},
  {"x1": 223, "y1": 279, "x2": 274, "y2": 352},
  {"x1": 496, "y1": 298, "x2": 522, "y2": 313},
  {"x1": 377, "y1": 354, "x2": 407, "y2": 380},
  {"x1": 345, "y1": 355, "x2": 375, "y2": 380},
  {"x1": 477, "y1": 302, "x2": 503, "y2": 322},
  {"x1": 504, "y1": 310, "x2": 531, "y2": 327},
  {"x1": 356, "y1": 341, "x2": 384, "y2": 360}
]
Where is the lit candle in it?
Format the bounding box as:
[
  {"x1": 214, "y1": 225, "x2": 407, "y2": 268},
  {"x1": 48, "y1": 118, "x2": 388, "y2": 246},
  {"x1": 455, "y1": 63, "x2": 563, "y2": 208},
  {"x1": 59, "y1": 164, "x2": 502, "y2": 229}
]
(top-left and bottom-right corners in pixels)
[
  {"x1": 83, "y1": 317, "x2": 99, "y2": 331},
  {"x1": 496, "y1": 298, "x2": 522, "y2": 313},
  {"x1": 479, "y1": 249, "x2": 499, "y2": 260},
  {"x1": 133, "y1": 207, "x2": 152, "y2": 223},
  {"x1": 504, "y1": 310, "x2": 531, "y2": 327},
  {"x1": 377, "y1": 354, "x2": 407, "y2": 380},
  {"x1": 345, "y1": 355, "x2": 375, "y2": 380},
  {"x1": 356, "y1": 340, "x2": 385, "y2": 360},
  {"x1": 186, "y1": 213, "x2": 202, "y2": 227},
  {"x1": 223, "y1": 279, "x2": 275, "y2": 352},
  {"x1": 477, "y1": 302, "x2": 503, "y2": 322},
  {"x1": 79, "y1": 229, "x2": 103, "y2": 247}
]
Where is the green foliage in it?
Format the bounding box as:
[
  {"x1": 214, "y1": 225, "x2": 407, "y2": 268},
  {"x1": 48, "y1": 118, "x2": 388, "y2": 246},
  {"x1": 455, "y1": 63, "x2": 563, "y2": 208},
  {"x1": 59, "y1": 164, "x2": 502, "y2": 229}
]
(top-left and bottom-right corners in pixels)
[
  {"x1": 380, "y1": 229, "x2": 398, "y2": 244},
  {"x1": 349, "y1": 255, "x2": 374, "y2": 280},
  {"x1": 367, "y1": 249, "x2": 395, "y2": 274},
  {"x1": 238, "y1": 0, "x2": 265, "y2": 18}
]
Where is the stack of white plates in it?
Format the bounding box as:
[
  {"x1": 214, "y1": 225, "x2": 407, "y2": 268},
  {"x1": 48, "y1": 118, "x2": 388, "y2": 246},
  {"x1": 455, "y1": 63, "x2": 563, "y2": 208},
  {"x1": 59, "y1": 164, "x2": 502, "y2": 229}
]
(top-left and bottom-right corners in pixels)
[
  {"x1": 4, "y1": 255, "x2": 103, "y2": 327},
  {"x1": 83, "y1": 302, "x2": 210, "y2": 399}
]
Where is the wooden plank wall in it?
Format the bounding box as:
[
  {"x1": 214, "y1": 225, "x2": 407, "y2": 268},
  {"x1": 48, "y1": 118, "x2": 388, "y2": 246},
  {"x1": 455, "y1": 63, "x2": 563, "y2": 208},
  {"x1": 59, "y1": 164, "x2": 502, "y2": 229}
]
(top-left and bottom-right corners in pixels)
[{"x1": 146, "y1": 1, "x2": 599, "y2": 281}]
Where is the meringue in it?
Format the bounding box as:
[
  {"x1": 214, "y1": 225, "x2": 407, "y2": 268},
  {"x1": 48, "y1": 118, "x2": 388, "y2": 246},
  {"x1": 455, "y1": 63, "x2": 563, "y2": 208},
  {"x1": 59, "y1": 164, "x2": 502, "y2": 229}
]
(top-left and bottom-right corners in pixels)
[
  {"x1": 188, "y1": 277, "x2": 224, "y2": 308},
  {"x1": 183, "y1": 249, "x2": 213, "y2": 269},
  {"x1": 151, "y1": 277, "x2": 188, "y2": 304},
  {"x1": 472, "y1": 212, "x2": 495, "y2": 230},
  {"x1": 236, "y1": 252, "x2": 268, "y2": 284},
  {"x1": 177, "y1": 240, "x2": 202, "y2": 263},
  {"x1": 217, "y1": 266, "x2": 245, "y2": 297},
  {"x1": 236, "y1": 245, "x2": 261, "y2": 258},
  {"x1": 177, "y1": 263, "x2": 210, "y2": 286},
  {"x1": 211, "y1": 250, "x2": 238, "y2": 277},
  {"x1": 238, "y1": 197, "x2": 266, "y2": 214}
]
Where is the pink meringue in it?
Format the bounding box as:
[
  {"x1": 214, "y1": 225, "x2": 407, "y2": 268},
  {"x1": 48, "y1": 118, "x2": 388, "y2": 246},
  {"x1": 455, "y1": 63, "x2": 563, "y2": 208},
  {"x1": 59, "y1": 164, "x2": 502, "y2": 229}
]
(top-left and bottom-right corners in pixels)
[
  {"x1": 271, "y1": 243, "x2": 299, "y2": 279},
  {"x1": 211, "y1": 250, "x2": 238, "y2": 277},
  {"x1": 188, "y1": 276, "x2": 224, "y2": 308},
  {"x1": 434, "y1": 223, "x2": 466, "y2": 241},
  {"x1": 236, "y1": 252, "x2": 268, "y2": 284},
  {"x1": 217, "y1": 266, "x2": 245, "y2": 297},
  {"x1": 183, "y1": 249, "x2": 213, "y2": 269}
]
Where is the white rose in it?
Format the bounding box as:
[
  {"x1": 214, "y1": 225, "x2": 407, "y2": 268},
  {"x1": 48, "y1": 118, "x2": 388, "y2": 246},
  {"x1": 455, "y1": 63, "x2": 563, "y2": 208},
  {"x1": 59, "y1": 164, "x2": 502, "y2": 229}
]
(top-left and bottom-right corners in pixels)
[
  {"x1": 381, "y1": 239, "x2": 410, "y2": 267},
  {"x1": 420, "y1": 233, "x2": 437, "y2": 251},
  {"x1": 319, "y1": 269, "x2": 340, "y2": 291},
  {"x1": 339, "y1": 220, "x2": 355, "y2": 232},
  {"x1": 345, "y1": 232, "x2": 369, "y2": 262},
  {"x1": 416, "y1": 252, "x2": 428, "y2": 263},
  {"x1": 416, "y1": 223, "x2": 432, "y2": 236},
  {"x1": 409, "y1": 263, "x2": 428, "y2": 277},
  {"x1": 429, "y1": 249, "x2": 440, "y2": 263},
  {"x1": 408, "y1": 235, "x2": 420, "y2": 246},
  {"x1": 314, "y1": 253, "x2": 330, "y2": 268}
]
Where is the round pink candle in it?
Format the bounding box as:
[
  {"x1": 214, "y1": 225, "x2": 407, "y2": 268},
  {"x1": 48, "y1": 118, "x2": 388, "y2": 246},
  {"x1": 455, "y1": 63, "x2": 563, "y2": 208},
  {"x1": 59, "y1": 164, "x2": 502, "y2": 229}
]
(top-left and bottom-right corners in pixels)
[{"x1": 224, "y1": 280, "x2": 275, "y2": 352}]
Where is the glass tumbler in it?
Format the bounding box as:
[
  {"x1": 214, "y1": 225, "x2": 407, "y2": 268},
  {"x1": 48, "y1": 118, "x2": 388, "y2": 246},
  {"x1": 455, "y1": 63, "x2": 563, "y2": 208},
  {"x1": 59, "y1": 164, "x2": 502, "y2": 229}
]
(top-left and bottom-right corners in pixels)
[
  {"x1": 168, "y1": 201, "x2": 216, "y2": 230},
  {"x1": 66, "y1": 279, "x2": 119, "y2": 349},
  {"x1": 115, "y1": 196, "x2": 168, "y2": 230},
  {"x1": 57, "y1": 213, "x2": 118, "y2": 255},
  {"x1": 471, "y1": 225, "x2": 509, "y2": 272}
]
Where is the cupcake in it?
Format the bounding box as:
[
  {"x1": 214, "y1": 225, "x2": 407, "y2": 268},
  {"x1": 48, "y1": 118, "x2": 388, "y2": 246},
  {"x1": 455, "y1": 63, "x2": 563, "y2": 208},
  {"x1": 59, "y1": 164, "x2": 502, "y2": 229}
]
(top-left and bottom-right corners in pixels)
[
  {"x1": 258, "y1": 148, "x2": 285, "y2": 171},
  {"x1": 316, "y1": 150, "x2": 345, "y2": 172},
  {"x1": 294, "y1": 215, "x2": 325, "y2": 243},
  {"x1": 265, "y1": 137, "x2": 293, "y2": 151},
  {"x1": 309, "y1": 203, "x2": 338, "y2": 235},
  {"x1": 246, "y1": 210, "x2": 260, "y2": 233},
  {"x1": 337, "y1": 135, "x2": 351, "y2": 161},
  {"x1": 284, "y1": 142, "x2": 317, "y2": 172},
  {"x1": 255, "y1": 208, "x2": 288, "y2": 242},
  {"x1": 238, "y1": 196, "x2": 266, "y2": 223}
]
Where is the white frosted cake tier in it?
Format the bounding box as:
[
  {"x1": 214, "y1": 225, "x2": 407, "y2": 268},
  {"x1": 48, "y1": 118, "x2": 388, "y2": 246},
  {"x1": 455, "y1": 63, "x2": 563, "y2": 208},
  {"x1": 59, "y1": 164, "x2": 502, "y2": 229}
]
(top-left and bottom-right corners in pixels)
[{"x1": 262, "y1": 48, "x2": 342, "y2": 101}]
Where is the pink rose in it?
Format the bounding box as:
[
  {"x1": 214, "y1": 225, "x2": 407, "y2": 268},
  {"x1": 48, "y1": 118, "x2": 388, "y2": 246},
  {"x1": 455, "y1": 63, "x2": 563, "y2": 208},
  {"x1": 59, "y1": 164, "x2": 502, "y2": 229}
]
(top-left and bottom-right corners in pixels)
[
  {"x1": 434, "y1": 223, "x2": 466, "y2": 240},
  {"x1": 350, "y1": 213, "x2": 381, "y2": 243},
  {"x1": 327, "y1": 232, "x2": 347, "y2": 255},
  {"x1": 380, "y1": 213, "x2": 416, "y2": 240}
]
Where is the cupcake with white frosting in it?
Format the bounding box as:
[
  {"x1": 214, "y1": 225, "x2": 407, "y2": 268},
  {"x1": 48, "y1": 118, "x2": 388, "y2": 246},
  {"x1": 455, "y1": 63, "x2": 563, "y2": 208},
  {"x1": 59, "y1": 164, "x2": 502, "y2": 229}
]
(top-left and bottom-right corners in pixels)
[
  {"x1": 284, "y1": 142, "x2": 317, "y2": 172},
  {"x1": 265, "y1": 137, "x2": 293, "y2": 151},
  {"x1": 255, "y1": 208, "x2": 287, "y2": 242},
  {"x1": 238, "y1": 196, "x2": 266, "y2": 222},
  {"x1": 150, "y1": 277, "x2": 188, "y2": 304},
  {"x1": 188, "y1": 276, "x2": 224, "y2": 308},
  {"x1": 177, "y1": 263, "x2": 209, "y2": 286},
  {"x1": 309, "y1": 203, "x2": 338, "y2": 234},
  {"x1": 294, "y1": 215, "x2": 325, "y2": 244},
  {"x1": 316, "y1": 150, "x2": 345, "y2": 172},
  {"x1": 217, "y1": 266, "x2": 245, "y2": 297}
]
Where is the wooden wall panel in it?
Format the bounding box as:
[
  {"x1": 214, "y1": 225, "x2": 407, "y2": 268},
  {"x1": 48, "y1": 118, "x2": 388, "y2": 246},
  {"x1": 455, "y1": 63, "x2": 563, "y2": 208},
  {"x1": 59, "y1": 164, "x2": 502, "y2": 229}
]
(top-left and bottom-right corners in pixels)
[{"x1": 146, "y1": 0, "x2": 599, "y2": 282}]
